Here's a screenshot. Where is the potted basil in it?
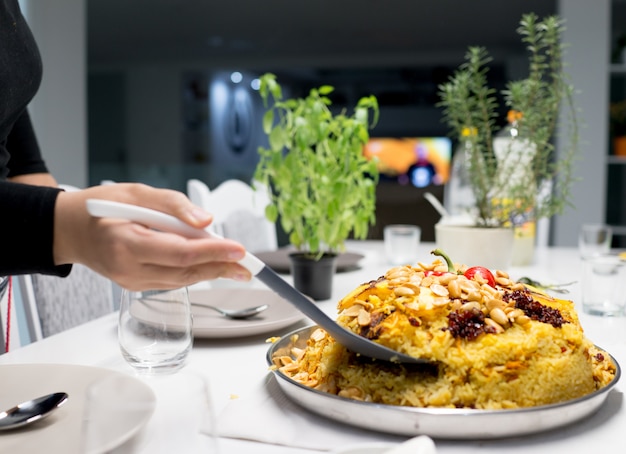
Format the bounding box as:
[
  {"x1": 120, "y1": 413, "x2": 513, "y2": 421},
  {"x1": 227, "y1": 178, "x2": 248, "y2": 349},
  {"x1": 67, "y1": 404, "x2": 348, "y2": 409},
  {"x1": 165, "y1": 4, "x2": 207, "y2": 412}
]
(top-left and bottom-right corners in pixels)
[{"x1": 254, "y1": 73, "x2": 379, "y2": 299}]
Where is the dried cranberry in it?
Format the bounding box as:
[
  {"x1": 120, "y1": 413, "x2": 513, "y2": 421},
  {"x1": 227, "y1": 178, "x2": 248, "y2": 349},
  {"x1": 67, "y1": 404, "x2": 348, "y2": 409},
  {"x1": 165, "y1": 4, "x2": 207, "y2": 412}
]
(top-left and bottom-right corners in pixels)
[
  {"x1": 408, "y1": 317, "x2": 421, "y2": 327},
  {"x1": 504, "y1": 289, "x2": 567, "y2": 328},
  {"x1": 446, "y1": 309, "x2": 496, "y2": 341}
]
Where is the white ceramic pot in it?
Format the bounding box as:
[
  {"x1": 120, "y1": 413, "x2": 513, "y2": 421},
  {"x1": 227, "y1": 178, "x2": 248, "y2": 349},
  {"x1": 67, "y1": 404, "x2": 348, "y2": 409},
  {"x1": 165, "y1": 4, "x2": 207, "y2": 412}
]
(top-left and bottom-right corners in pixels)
[{"x1": 434, "y1": 223, "x2": 515, "y2": 271}]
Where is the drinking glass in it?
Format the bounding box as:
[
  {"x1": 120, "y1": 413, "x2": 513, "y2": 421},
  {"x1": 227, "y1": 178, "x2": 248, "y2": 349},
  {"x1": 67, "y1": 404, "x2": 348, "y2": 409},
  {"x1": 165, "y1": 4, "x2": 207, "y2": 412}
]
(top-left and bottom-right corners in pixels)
[
  {"x1": 384, "y1": 224, "x2": 421, "y2": 266},
  {"x1": 140, "y1": 370, "x2": 218, "y2": 453},
  {"x1": 581, "y1": 254, "x2": 626, "y2": 316},
  {"x1": 118, "y1": 287, "x2": 193, "y2": 375},
  {"x1": 81, "y1": 371, "x2": 217, "y2": 453},
  {"x1": 578, "y1": 224, "x2": 612, "y2": 259},
  {"x1": 81, "y1": 374, "x2": 156, "y2": 453}
]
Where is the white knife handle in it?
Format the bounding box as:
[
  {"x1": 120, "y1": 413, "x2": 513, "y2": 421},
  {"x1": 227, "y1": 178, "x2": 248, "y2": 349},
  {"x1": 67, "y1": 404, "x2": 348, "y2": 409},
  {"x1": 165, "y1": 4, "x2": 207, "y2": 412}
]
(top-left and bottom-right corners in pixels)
[{"x1": 85, "y1": 199, "x2": 265, "y2": 275}]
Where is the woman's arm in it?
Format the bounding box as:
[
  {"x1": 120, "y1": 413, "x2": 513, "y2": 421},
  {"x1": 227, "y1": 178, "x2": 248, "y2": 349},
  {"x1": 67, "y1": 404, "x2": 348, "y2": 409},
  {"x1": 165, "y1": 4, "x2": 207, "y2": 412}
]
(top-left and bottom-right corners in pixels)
[
  {"x1": 53, "y1": 183, "x2": 251, "y2": 290},
  {"x1": 5, "y1": 110, "x2": 50, "y2": 179},
  {"x1": 0, "y1": 181, "x2": 70, "y2": 276}
]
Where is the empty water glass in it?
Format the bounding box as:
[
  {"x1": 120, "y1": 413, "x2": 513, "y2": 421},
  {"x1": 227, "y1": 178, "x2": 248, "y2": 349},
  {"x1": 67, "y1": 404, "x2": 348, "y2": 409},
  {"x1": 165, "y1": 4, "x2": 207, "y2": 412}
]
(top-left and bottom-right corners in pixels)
[
  {"x1": 384, "y1": 224, "x2": 421, "y2": 266},
  {"x1": 81, "y1": 374, "x2": 156, "y2": 453},
  {"x1": 581, "y1": 254, "x2": 626, "y2": 317},
  {"x1": 139, "y1": 370, "x2": 218, "y2": 453},
  {"x1": 578, "y1": 224, "x2": 612, "y2": 259},
  {"x1": 118, "y1": 287, "x2": 193, "y2": 375}
]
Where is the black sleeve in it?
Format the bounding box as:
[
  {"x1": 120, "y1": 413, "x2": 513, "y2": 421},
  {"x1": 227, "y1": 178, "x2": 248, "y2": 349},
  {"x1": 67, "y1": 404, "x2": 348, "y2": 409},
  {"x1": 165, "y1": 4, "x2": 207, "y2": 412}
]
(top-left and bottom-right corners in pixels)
[
  {"x1": 6, "y1": 110, "x2": 49, "y2": 178},
  {"x1": 0, "y1": 181, "x2": 72, "y2": 276}
]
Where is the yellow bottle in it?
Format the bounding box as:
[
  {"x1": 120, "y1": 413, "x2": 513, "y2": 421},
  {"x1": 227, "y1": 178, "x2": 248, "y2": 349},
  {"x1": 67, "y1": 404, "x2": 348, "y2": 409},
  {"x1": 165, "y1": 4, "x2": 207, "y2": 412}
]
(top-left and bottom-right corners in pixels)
[{"x1": 492, "y1": 110, "x2": 536, "y2": 266}]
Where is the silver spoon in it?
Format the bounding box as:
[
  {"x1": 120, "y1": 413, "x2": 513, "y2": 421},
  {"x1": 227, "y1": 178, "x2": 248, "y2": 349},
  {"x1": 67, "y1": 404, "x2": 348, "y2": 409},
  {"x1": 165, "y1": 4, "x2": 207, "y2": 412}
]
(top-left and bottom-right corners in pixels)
[
  {"x1": 191, "y1": 302, "x2": 269, "y2": 319},
  {"x1": 86, "y1": 199, "x2": 427, "y2": 364},
  {"x1": 0, "y1": 392, "x2": 68, "y2": 431},
  {"x1": 518, "y1": 276, "x2": 577, "y2": 294},
  {"x1": 141, "y1": 296, "x2": 269, "y2": 319}
]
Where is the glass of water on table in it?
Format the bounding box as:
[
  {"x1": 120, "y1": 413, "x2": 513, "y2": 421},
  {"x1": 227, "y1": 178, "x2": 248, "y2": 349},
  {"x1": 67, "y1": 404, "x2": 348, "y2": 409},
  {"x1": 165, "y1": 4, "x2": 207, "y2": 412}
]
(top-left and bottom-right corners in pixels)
[{"x1": 118, "y1": 287, "x2": 193, "y2": 375}]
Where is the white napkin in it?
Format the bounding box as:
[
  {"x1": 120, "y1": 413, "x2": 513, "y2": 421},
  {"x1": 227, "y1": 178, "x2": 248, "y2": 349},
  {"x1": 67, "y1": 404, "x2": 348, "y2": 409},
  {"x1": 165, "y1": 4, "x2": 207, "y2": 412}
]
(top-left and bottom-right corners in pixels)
[{"x1": 212, "y1": 373, "x2": 408, "y2": 451}]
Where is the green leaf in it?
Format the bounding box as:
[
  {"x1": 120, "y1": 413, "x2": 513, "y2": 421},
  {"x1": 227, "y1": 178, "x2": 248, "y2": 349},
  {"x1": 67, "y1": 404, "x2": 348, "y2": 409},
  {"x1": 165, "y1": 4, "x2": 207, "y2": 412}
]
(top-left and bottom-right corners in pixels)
[
  {"x1": 268, "y1": 127, "x2": 285, "y2": 151},
  {"x1": 262, "y1": 110, "x2": 274, "y2": 134},
  {"x1": 265, "y1": 204, "x2": 278, "y2": 223}
]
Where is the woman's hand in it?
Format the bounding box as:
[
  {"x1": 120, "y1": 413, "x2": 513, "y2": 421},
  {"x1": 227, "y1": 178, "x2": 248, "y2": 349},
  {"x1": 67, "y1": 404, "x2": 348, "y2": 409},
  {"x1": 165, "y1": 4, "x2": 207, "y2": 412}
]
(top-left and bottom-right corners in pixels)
[{"x1": 53, "y1": 183, "x2": 252, "y2": 290}]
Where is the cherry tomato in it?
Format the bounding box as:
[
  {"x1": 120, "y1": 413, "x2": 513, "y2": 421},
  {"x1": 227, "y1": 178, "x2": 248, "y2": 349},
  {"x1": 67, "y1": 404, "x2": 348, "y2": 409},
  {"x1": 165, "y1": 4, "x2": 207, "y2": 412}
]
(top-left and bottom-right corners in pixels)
[
  {"x1": 430, "y1": 249, "x2": 496, "y2": 288},
  {"x1": 424, "y1": 270, "x2": 448, "y2": 277},
  {"x1": 464, "y1": 266, "x2": 496, "y2": 287}
]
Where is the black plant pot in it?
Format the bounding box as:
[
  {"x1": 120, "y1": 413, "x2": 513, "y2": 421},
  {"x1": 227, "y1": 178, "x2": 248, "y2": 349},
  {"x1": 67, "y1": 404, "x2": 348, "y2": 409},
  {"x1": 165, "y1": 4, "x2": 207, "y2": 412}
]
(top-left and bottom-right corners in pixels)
[{"x1": 288, "y1": 252, "x2": 338, "y2": 301}]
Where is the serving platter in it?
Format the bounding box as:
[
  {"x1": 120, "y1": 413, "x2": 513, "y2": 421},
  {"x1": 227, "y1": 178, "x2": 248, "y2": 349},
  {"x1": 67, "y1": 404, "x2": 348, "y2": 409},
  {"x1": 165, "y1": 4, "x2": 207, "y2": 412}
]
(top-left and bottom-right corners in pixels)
[{"x1": 267, "y1": 325, "x2": 622, "y2": 440}]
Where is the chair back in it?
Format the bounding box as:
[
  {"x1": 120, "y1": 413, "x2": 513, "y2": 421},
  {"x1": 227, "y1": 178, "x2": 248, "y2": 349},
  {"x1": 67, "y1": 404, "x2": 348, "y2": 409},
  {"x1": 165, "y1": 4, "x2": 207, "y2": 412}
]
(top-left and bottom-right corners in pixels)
[
  {"x1": 187, "y1": 179, "x2": 219, "y2": 235},
  {"x1": 205, "y1": 179, "x2": 277, "y2": 252},
  {"x1": 187, "y1": 179, "x2": 212, "y2": 208},
  {"x1": 17, "y1": 265, "x2": 114, "y2": 341},
  {"x1": 0, "y1": 276, "x2": 26, "y2": 352}
]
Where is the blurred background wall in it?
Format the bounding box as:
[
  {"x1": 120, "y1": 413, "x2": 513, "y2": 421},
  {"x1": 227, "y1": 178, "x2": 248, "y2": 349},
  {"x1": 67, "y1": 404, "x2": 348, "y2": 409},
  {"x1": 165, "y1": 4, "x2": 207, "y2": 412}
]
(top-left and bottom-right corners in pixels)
[{"x1": 20, "y1": 0, "x2": 626, "y2": 246}]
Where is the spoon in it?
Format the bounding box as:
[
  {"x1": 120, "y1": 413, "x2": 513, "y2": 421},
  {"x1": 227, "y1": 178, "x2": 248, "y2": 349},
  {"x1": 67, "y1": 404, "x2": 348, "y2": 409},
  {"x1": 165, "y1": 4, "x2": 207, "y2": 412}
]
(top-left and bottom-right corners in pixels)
[
  {"x1": 517, "y1": 276, "x2": 577, "y2": 294},
  {"x1": 191, "y1": 302, "x2": 269, "y2": 319},
  {"x1": 0, "y1": 392, "x2": 68, "y2": 431},
  {"x1": 86, "y1": 199, "x2": 427, "y2": 365},
  {"x1": 141, "y1": 295, "x2": 269, "y2": 319}
]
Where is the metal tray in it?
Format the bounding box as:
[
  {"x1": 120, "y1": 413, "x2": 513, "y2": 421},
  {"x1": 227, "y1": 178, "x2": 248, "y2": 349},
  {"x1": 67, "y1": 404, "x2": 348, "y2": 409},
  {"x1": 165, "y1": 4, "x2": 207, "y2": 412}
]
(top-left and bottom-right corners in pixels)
[{"x1": 266, "y1": 325, "x2": 622, "y2": 439}]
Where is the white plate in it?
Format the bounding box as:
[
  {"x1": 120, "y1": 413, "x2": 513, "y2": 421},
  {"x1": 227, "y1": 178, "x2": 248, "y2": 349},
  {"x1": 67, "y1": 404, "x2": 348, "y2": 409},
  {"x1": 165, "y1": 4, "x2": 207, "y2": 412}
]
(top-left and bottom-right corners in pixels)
[
  {"x1": 268, "y1": 326, "x2": 622, "y2": 439},
  {"x1": 255, "y1": 249, "x2": 364, "y2": 274},
  {"x1": 189, "y1": 288, "x2": 305, "y2": 338},
  {"x1": 0, "y1": 364, "x2": 155, "y2": 453}
]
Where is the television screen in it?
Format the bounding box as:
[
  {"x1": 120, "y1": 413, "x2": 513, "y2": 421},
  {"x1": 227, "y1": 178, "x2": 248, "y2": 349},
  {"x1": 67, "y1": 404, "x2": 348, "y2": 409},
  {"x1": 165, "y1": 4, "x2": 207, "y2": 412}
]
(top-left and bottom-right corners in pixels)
[{"x1": 363, "y1": 137, "x2": 452, "y2": 188}]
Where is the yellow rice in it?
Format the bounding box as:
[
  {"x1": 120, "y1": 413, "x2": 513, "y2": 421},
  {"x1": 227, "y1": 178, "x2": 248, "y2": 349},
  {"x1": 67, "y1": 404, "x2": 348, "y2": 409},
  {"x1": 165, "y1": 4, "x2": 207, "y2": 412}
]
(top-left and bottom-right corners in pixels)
[{"x1": 272, "y1": 259, "x2": 617, "y2": 410}]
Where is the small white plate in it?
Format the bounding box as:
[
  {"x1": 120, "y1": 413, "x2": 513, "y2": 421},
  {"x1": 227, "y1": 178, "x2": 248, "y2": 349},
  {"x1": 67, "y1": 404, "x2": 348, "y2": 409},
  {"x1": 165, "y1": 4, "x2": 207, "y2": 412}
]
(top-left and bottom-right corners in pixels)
[
  {"x1": 0, "y1": 364, "x2": 155, "y2": 453},
  {"x1": 189, "y1": 288, "x2": 305, "y2": 338}
]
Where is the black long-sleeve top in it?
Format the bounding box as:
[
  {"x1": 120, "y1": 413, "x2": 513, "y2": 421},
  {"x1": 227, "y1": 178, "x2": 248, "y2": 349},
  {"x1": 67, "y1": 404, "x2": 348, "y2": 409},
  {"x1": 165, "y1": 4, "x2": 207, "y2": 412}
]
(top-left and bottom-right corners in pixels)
[{"x1": 0, "y1": 0, "x2": 70, "y2": 276}]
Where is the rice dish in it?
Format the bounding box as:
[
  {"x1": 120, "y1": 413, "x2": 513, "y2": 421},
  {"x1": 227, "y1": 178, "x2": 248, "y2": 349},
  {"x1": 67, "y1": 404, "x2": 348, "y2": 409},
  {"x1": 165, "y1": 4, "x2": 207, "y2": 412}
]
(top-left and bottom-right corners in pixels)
[{"x1": 270, "y1": 257, "x2": 617, "y2": 409}]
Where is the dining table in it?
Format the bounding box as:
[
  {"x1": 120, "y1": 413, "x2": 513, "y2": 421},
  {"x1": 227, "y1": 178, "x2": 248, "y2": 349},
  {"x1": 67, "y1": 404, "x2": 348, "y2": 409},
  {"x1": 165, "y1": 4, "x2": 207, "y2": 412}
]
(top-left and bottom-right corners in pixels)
[{"x1": 0, "y1": 240, "x2": 625, "y2": 454}]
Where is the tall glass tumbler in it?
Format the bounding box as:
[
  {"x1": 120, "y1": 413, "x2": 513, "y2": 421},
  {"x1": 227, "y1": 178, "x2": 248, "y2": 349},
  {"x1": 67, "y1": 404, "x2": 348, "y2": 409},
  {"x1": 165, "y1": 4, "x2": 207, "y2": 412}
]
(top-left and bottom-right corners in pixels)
[{"x1": 118, "y1": 287, "x2": 193, "y2": 375}]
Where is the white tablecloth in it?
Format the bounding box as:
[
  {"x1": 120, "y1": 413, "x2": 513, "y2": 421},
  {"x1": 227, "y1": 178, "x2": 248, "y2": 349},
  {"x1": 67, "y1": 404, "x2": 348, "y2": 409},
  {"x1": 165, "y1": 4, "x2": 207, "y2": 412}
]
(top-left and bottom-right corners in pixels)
[{"x1": 1, "y1": 242, "x2": 624, "y2": 454}]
